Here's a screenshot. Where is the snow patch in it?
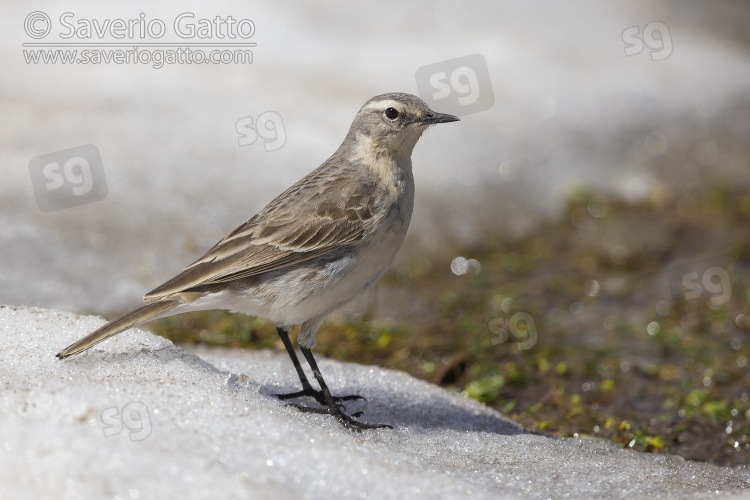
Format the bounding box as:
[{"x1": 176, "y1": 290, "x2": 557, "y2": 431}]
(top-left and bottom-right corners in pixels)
[{"x1": 0, "y1": 304, "x2": 747, "y2": 499}]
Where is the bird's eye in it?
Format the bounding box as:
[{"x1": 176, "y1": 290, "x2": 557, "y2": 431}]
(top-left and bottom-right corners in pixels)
[{"x1": 384, "y1": 107, "x2": 399, "y2": 120}]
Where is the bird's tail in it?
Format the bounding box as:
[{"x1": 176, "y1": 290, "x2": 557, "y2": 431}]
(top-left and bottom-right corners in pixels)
[{"x1": 56, "y1": 298, "x2": 182, "y2": 359}]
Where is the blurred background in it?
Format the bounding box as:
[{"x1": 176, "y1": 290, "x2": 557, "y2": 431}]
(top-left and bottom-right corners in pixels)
[{"x1": 2, "y1": 0, "x2": 749, "y2": 465}]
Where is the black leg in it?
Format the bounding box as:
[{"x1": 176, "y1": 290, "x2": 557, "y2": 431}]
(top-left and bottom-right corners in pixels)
[
  {"x1": 275, "y1": 326, "x2": 317, "y2": 395},
  {"x1": 274, "y1": 326, "x2": 364, "y2": 406},
  {"x1": 292, "y1": 346, "x2": 391, "y2": 432}
]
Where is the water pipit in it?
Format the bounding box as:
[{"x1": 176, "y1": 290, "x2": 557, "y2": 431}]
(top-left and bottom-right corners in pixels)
[{"x1": 58, "y1": 92, "x2": 459, "y2": 430}]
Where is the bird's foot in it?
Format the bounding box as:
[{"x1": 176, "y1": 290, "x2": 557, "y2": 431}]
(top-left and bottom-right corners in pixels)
[
  {"x1": 275, "y1": 387, "x2": 365, "y2": 407},
  {"x1": 289, "y1": 403, "x2": 391, "y2": 432}
]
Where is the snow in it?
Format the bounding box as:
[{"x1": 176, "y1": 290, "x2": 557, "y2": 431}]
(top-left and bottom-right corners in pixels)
[{"x1": 0, "y1": 304, "x2": 748, "y2": 499}]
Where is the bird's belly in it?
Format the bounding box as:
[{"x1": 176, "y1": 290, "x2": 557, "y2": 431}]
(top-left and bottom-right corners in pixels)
[{"x1": 267, "y1": 221, "x2": 407, "y2": 324}]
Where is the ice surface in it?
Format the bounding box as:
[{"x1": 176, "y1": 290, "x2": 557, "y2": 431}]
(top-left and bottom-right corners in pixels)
[{"x1": 0, "y1": 304, "x2": 748, "y2": 499}]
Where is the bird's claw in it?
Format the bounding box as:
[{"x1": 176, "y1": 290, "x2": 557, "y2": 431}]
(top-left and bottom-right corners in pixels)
[
  {"x1": 275, "y1": 387, "x2": 365, "y2": 407},
  {"x1": 287, "y1": 403, "x2": 391, "y2": 432}
]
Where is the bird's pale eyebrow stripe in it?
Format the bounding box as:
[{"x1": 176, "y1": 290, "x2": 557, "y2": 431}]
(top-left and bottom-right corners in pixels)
[{"x1": 362, "y1": 100, "x2": 402, "y2": 112}]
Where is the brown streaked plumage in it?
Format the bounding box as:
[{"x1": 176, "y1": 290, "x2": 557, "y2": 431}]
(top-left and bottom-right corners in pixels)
[
  {"x1": 144, "y1": 177, "x2": 381, "y2": 297},
  {"x1": 57, "y1": 92, "x2": 459, "y2": 430}
]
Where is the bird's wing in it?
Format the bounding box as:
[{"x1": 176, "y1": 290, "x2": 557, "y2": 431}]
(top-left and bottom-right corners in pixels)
[{"x1": 143, "y1": 171, "x2": 383, "y2": 300}]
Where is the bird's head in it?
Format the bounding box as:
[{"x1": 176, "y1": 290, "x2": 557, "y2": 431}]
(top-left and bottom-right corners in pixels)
[{"x1": 344, "y1": 92, "x2": 459, "y2": 165}]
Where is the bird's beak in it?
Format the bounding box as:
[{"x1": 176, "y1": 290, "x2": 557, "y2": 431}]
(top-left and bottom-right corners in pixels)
[{"x1": 420, "y1": 111, "x2": 460, "y2": 125}]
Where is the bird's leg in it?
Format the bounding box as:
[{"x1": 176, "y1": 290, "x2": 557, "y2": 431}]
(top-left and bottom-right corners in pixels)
[
  {"x1": 290, "y1": 346, "x2": 391, "y2": 432},
  {"x1": 274, "y1": 326, "x2": 317, "y2": 398},
  {"x1": 273, "y1": 327, "x2": 364, "y2": 405}
]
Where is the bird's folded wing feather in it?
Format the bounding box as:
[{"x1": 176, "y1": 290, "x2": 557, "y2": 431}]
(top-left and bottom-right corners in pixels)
[{"x1": 143, "y1": 174, "x2": 381, "y2": 300}]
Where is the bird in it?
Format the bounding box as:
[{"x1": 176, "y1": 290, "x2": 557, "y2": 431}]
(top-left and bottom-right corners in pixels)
[{"x1": 57, "y1": 92, "x2": 459, "y2": 430}]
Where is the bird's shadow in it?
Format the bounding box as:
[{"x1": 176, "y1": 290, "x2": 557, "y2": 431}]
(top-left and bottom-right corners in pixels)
[
  {"x1": 378, "y1": 390, "x2": 531, "y2": 435},
  {"x1": 259, "y1": 381, "x2": 531, "y2": 436}
]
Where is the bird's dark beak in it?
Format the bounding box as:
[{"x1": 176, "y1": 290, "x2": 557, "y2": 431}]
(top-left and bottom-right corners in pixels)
[{"x1": 421, "y1": 110, "x2": 460, "y2": 125}]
